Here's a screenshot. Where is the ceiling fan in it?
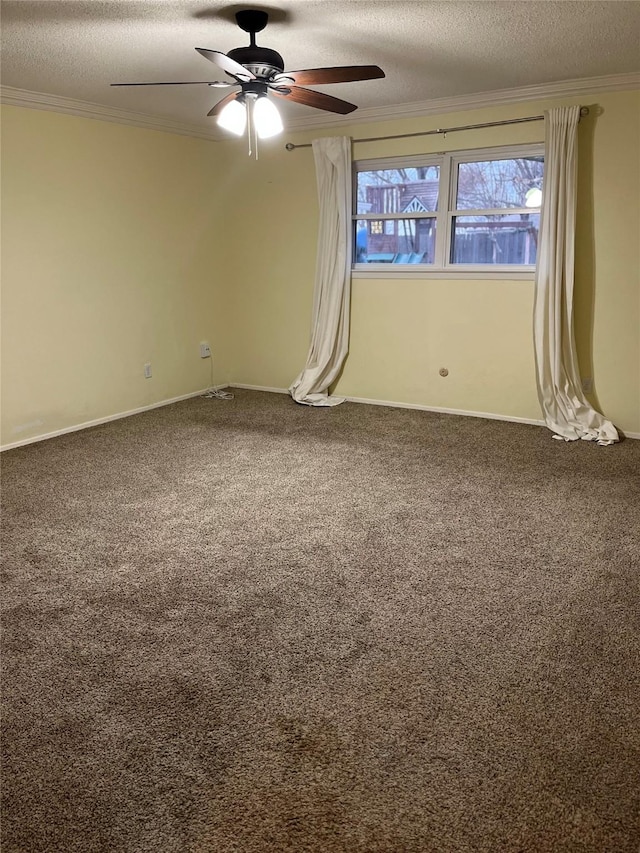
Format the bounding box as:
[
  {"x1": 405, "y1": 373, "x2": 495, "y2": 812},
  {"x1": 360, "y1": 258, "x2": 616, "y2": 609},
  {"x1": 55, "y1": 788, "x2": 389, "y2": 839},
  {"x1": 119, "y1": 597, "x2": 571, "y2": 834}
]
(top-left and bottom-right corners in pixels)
[{"x1": 112, "y1": 9, "x2": 385, "y2": 140}]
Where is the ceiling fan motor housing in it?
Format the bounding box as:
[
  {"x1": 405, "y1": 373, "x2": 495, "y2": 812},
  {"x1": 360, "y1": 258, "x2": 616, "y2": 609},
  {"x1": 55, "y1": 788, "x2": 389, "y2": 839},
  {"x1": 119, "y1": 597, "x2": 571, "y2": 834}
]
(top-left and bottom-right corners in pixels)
[{"x1": 227, "y1": 45, "x2": 285, "y2": 79}]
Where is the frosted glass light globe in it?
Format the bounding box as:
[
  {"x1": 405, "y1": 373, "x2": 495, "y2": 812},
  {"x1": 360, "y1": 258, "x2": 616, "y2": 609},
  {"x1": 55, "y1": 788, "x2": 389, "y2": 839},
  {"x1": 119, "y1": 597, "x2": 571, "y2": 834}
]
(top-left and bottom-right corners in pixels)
[
  {"x1": 217, "y1": 99, "x2": 247, "y2": 136},
  {"x1": 254, "y1": 97, "x2": 283, "y2": 139}
]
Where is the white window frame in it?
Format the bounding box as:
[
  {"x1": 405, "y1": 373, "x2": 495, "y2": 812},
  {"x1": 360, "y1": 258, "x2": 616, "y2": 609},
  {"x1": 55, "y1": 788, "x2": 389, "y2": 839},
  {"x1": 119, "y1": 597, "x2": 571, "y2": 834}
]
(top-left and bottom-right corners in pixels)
[{"x1": 352, "y1": 143, "x2": 544, "y2": 280}]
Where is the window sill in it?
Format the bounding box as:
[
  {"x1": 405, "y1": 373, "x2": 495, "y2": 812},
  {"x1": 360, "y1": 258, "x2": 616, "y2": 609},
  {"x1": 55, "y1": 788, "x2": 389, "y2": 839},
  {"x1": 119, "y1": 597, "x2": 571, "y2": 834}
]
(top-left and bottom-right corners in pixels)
[{"x1": 351, "y1": 265, "x2": 536, "y2": 281}]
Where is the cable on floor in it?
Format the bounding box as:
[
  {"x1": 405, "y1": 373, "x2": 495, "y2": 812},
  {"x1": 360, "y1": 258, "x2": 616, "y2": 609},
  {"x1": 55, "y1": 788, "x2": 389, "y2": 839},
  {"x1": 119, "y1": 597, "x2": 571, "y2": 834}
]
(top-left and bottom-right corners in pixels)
[
  {"x1": 202, "y1": 388, "x2": 234, "y2": 400},
  {"x1": 201, "y1": 353, "x2": 234, "y2": 399}
]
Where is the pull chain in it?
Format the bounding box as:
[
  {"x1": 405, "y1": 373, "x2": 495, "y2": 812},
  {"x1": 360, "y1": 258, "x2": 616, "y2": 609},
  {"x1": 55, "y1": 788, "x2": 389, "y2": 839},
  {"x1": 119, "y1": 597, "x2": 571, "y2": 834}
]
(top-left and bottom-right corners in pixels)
[{"x1": 247, "y1": 98, "x2": 252, "y2": 157}]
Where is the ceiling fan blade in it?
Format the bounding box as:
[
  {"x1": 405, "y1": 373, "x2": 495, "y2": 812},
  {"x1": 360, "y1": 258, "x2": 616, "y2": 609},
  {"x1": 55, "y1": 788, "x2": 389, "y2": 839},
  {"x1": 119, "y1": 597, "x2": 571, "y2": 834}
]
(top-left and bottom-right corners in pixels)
[
  {"x1": 273, "y1": 65, "x2": 385, "y2": 86},
  {"x1": 111, "y1": 81, "x2": 234, "y2": 88},
  {"x1": 207, "y1": 92, "x2": 239, "y2": 118},
  {"x1": 270, "y1": 85, "x2": 357, "y2": 115},
  {"x1": 195, "y1": 48, "x2": 255, "y2": 81}
]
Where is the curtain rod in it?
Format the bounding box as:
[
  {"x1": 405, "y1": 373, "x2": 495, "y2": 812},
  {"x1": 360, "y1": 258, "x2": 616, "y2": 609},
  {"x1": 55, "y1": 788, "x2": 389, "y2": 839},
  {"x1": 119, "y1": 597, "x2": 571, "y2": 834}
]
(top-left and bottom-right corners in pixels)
[{"x1": 284, "y1": 106, "x2": 589, "y2": 151}]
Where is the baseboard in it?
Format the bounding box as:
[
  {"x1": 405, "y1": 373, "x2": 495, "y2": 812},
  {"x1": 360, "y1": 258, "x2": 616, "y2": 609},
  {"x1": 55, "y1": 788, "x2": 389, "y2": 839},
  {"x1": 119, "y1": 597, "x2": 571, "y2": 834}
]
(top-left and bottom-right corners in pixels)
[
  {"x1": 230, "y1": 383, "x2": 290, "y2": 395},
  {"x1": 343, "y1": 394, "x2": 640, "y2": 437},
  {"x1": 346, "y1": 395, "x2": 638, "y2": 438},
  {"x1": 4, "y1": 384, "x2": 635, "y2": 451},
  {"x1": 230, "y1": 385, "x2": 640, "y2": 438},
  {"x1": 0, "y1": 386, "x2": 229, "y2": 452},
  {"x1": 230, "y1": 383, "x2": 546, "y2": 427},
  {"x1": 343, "y1": 394, "x2": 547, "y2": 427}
]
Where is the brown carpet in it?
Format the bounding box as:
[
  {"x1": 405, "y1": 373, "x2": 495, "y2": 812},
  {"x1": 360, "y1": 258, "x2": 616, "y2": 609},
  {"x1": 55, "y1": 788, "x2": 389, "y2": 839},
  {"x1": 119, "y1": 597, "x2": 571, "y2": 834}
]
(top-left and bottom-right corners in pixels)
[{"x1": 1, "y1": 389, "x2": 639, "y2": 852}]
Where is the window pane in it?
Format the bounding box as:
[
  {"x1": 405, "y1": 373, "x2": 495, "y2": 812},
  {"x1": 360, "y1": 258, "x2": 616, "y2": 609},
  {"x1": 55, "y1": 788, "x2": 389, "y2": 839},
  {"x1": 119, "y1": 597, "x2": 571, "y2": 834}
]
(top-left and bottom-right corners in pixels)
[
  {"x1": 456, "y1": 158, "x2": 543, "y2": 210},
  {"x1": 355, "y1": 218, "x2": 436, "y2": 263},
  {"x1": 357, "y1": 166, "x2": 440, "y2": 215},
  {"x1": 451, "y1": 214, "x2": 540, "y2": 264}
]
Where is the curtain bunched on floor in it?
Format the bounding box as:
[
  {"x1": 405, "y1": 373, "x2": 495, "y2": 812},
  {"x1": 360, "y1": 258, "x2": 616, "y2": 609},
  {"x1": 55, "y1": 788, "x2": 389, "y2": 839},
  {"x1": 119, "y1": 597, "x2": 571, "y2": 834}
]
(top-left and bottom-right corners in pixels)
[
  {"x1": 289, "y1": 136, "x2": 352, "y2": 406},
  {"x1": 533, "y1": 106, "x2": 619, "y2": 445}
]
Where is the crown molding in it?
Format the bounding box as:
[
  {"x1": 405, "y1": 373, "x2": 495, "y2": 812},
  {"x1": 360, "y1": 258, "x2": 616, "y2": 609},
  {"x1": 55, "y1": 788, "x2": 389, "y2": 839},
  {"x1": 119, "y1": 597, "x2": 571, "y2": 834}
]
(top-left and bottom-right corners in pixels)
[
  {"x1": 282, "y1": 71, "x2": 640, "y2": 134},
  {"x1": 2, "y1": 72, "x2": 639, "y2": 141},
  {"x1": 0, "y1": 86, "x2": 218, "y2": 141}
]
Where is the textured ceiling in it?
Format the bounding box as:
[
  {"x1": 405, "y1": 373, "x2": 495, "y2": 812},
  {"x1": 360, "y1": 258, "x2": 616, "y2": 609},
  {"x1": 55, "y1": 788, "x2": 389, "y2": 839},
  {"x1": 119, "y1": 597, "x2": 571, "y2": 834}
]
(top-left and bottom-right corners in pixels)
[{"x1": 2, "y1": 1, "x2": 639, "y2": 131}]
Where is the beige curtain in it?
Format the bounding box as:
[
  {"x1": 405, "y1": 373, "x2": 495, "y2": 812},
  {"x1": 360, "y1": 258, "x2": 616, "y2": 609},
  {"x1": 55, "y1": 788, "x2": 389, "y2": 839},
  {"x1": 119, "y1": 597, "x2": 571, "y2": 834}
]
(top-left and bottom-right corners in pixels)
[
  {"x1": 289, "y1": 136, "x2": 352, "y2": 406},
  {"x1": 533, "y1": 106, "x2": 618, "y2": 445}
]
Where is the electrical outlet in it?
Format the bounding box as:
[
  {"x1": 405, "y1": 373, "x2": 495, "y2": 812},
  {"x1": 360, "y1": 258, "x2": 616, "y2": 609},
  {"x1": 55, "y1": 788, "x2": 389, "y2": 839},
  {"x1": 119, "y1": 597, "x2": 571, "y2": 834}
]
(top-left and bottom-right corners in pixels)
[
  {"x1": 199, "y1": 342, "x2": 211, "y2": 359},
  {"x1": 144, "y1": 363, "x2": 152, "y2": 379}
]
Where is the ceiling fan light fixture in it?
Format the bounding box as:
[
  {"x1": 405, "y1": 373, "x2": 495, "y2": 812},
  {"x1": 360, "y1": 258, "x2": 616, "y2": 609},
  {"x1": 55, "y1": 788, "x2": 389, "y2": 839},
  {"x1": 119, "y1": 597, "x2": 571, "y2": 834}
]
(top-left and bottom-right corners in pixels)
[
  {"x1": 217, "y1": 97, "x2": 247, "y2": 136},
  {"x1": 253, "y1": 95, "x2": 283, "y2": 139}
]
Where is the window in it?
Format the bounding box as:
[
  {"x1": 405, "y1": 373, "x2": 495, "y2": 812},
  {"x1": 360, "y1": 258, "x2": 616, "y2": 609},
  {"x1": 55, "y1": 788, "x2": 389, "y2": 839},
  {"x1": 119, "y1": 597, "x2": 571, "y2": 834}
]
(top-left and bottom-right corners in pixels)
[{"x1": 353, "y1": 145, "x2": 544, "y2": 276}]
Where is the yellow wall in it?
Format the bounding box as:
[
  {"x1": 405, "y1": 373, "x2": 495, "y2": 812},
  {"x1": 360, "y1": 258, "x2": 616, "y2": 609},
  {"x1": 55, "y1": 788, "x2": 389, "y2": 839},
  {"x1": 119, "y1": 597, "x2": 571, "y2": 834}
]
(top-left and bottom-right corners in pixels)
[
  {"x1": 574, "y1": 91, "x2": 640, "y2": 433},
  {"x1": 1, "y1": 106, "x2": 234, "y2": 446},
  {"x1": 219, "y1": 90, "x2": 640, "y2": 434},
  {"x1": 2, "y1": 89, "x2": 639, "y2": 445}
]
